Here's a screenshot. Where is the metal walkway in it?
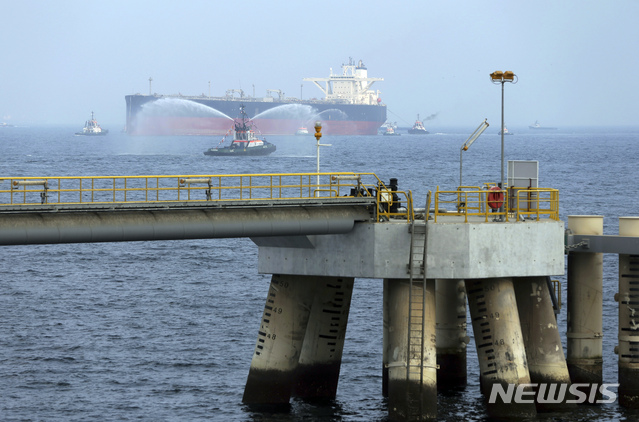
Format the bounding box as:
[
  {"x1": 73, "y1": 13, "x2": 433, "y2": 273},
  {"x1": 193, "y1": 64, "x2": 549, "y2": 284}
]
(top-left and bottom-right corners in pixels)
[{"x1": 0, "y1": 172, "x2": 411, "y2": 246}]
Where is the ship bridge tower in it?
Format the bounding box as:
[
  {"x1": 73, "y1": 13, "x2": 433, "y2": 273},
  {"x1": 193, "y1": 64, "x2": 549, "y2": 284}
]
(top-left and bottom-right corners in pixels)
[
  {"x1": 355, "y1": 59, "x2": 367, "y2": 80},
  {"x1": 303, "y1": 58, "x2": 383, "y2": 105}
]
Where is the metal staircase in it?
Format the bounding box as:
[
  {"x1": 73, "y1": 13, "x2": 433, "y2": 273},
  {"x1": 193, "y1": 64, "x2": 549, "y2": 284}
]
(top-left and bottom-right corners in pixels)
[{"x1": 404, "y1": 193, "x2": 430, "y2": 418}]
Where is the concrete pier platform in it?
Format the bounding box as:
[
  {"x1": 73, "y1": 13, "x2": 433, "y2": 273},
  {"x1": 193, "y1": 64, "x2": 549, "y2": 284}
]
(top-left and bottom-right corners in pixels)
[
  {"x1": 254, "y1": 217, "x2": 565, "y2": 419},
  {"x1": 255, "y1": 219, "x2": 565, "y2": 280}
]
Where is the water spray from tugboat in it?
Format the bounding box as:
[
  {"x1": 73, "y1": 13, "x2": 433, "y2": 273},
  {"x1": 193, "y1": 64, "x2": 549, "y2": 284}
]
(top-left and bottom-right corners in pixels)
[{"x1": 139, "y1": 98, "x2": 234, "y2": 119}]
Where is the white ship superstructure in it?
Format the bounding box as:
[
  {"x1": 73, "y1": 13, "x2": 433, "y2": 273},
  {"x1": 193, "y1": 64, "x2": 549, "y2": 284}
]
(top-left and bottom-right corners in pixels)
[{"x1": 303, "y1": 58, "x2": 383, "y2": 105}]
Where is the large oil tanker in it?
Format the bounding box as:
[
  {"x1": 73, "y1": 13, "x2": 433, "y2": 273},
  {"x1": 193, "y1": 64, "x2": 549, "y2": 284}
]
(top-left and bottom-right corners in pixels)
[{"x1": 125, "y1": 59, "x2": 386, "y2": 136}]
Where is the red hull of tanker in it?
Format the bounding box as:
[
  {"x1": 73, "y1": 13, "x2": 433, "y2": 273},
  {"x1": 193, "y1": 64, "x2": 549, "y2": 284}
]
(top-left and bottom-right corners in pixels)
[{"x1": 129, "y1": 116, "x2": 381, "y2": 136}]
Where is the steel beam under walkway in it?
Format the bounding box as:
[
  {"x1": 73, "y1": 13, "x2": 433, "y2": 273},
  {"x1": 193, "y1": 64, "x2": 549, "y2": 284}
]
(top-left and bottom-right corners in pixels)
[
  {"x1": 0, "y1": 199, "x2": 373, "y2": 245},
  {"x1": 566, "y1": 233, "x2": 639, "y2": 254}
]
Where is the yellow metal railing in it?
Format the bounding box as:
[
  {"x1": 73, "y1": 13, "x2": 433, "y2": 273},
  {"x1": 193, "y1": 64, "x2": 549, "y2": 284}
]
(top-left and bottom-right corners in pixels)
[
  {"x1": 434, "y1": 186, "x2": 508, "y2": 222},
  {"x1": 0, "y1": 172, "x2": 414, "y2": 222},
  {"x1": 454, "y1": 186, "x2": 483, "y2": 215},
  {"x1": 433, "y1": 186, "x2": 559, "y2": 222},
  {"x1": 510, "y1": 187, "x2": 560, "y2": 221},
  {"x1": 376, "y1": 188, "x2": 414, "y2": 222}
]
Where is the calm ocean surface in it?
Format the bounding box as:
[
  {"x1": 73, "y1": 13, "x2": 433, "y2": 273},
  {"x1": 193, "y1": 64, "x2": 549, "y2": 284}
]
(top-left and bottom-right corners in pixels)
[{"x1": 2, "y1": 124, "x2": 639, "y2": 421}]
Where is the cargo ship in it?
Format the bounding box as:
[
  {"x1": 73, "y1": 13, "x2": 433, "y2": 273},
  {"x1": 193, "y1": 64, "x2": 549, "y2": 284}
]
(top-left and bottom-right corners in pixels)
[{"x1": 125, "y1": 58, "x2": 386, "y2": 136}]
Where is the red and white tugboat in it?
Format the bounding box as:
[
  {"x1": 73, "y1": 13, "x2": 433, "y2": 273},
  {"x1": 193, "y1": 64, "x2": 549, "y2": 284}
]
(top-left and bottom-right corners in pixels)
[
  {"x1": 204, "y1": 104, "x2": 276, "y2": 156},
  {"x1": 407, "y1": 114, "x2": 429, "y2": 134},
  {"x1": 75, "y1": 112, "x2": 108, "y2": 136},
  {"x1": 382, "y1": 122, "x2": 401, "y2": 136}
]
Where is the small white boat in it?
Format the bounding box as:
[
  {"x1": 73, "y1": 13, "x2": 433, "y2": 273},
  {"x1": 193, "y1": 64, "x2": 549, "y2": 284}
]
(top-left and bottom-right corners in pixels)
[
  {"x1": 382, "y1": 122, "x2": 400, "y2": 136},
  {"x1": 529, "y1": 120, "x2": 557, "y2": 130},
  {"x1": 498, "y1": 125, "x2": 513, "y2": 135},
  {"x1": 295, "y1": 127, "x2": 309, "y2": 135}
]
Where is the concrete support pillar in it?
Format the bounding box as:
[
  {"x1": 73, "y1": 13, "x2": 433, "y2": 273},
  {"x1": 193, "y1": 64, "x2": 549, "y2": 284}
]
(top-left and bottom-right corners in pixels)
[
  {"x1": 466, "y1": 277, "x2": 537, "y2": 419},
  {"x1": 436, "y1": 279, "x2": 468, "y2": 389},
  {"x1": 514, "y1": 276, "x2": 574, "y2": 412},
  {"x1": 383, "y1": 278, "x2": 390, "y2": 398},
  {"x1": 293, "y1": 277, "x2": 354, "y2": 400},
  {"x1": 567, "y1": 215, "x2": 603, "y2": 401},
  {"x1": 618, "y1": 217, "x2": 639, "y2": 408},
  {"x1": 243, "y1": 274, "x2": 316, "y2": 404},
  {"x1": 385, "y1": 278, "x2": 437, "y2": 421}
]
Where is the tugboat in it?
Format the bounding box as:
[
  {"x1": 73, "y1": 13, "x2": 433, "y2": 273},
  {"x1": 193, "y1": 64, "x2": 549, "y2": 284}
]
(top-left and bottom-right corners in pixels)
[
  {"x1": 407, "y1": 114, "x2": 429, "y2": 134},
  {"x1": 382, "y1": 122, "x2": 401, "y2": 136},
  {"x1": 498, "y1": 125, "x2": 513, "y2": 135},
  {"x1": 75, "y1": 112, "x2": 108, "y2": 136},
  {"x1": 204, "y1": 105, "x2": 276, "y2": 156}
]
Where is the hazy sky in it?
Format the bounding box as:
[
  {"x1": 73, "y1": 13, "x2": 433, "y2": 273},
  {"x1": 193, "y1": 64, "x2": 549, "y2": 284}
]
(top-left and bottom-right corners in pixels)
[{"x1": 2, "y1": 0, "x2": 638, "y2": 127}]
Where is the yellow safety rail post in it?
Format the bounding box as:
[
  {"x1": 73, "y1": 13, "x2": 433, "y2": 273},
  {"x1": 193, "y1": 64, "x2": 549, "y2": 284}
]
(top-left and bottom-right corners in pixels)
[
  {"x1": 552, "y1": 189, "x2": 559, "y2": 220},
  {"x1": 434, "y1": 186, "x2": 439, "y2": 222},
  {"x1": 376, "y1": 182, "x2": 391, "y2": 221},
  {"x1": 409, "y1": 191, "x2": 414, "y2": 222}
]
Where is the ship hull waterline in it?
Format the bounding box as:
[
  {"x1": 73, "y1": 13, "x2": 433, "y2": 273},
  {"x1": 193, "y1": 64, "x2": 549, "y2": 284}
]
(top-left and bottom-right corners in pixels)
[
  {"x1": 129, "y1": 116, "x2": 382, "y2": 136},
  {"x1": 125, "y1": 96, "x2": 387, "y2": 136}
]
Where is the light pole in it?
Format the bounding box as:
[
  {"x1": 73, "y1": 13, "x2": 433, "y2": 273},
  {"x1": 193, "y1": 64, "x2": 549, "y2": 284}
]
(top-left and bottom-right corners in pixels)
[
  {"x1": 313, "y1": 121, "x2": 331, "y2": 194},
  {"x1": 490, "y1": 71, "x2": 517, "y2": 213}
]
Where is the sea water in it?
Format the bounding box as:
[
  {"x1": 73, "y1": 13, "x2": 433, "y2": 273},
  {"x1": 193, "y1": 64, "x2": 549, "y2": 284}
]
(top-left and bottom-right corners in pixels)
[{"x1": 1, "y1": 125, "x2": 639, "y2": 421}]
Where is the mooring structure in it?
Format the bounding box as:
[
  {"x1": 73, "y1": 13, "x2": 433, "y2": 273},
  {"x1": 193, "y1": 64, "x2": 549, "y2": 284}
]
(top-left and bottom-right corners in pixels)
[{"x1": 1, "y1": 171, "x2": 638, "y2": 420}]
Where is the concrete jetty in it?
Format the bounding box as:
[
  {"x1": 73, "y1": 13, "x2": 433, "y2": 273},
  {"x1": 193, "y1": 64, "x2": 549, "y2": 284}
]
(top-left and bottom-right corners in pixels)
[{"x1": 3, "y1": 171, "x2": 639, "y2": 420}]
